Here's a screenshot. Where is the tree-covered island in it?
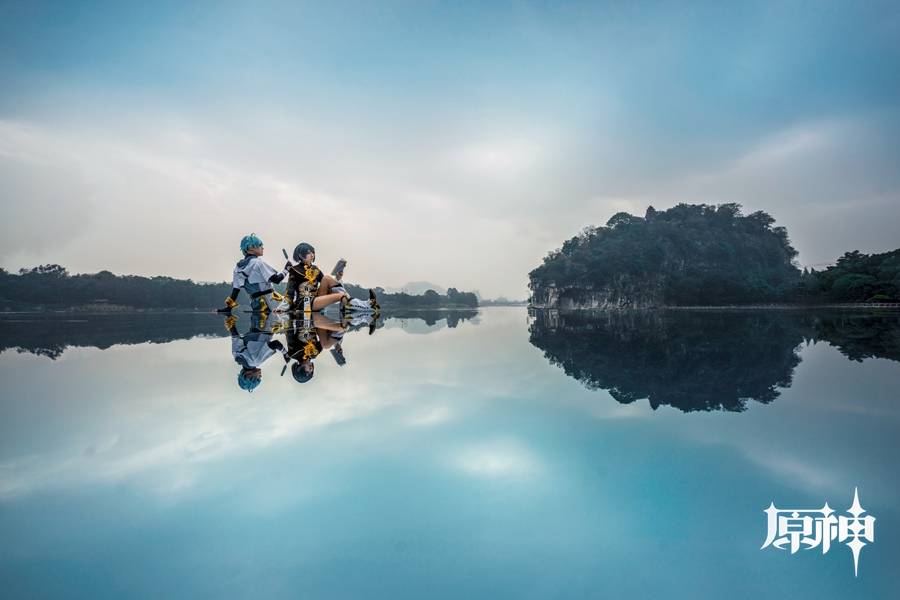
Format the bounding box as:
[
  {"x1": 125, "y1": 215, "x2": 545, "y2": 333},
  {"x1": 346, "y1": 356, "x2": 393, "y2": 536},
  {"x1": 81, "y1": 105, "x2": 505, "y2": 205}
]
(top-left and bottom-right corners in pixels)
[{"x1": 529, "y1": 203, "x2": 899, "y2": 308}]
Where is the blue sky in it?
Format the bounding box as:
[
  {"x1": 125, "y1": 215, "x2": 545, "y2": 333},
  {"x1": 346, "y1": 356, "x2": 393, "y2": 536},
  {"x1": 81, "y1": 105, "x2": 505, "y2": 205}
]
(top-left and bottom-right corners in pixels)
[{"x1": 1, "y1": 1, "x2": 899, "y2": 297}]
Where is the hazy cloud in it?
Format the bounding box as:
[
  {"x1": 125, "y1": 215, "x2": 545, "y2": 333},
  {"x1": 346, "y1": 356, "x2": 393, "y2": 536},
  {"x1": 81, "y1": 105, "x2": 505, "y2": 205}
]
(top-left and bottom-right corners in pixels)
[{"x1": 2, "y1": 1, "x2": 899, "y2": 296}]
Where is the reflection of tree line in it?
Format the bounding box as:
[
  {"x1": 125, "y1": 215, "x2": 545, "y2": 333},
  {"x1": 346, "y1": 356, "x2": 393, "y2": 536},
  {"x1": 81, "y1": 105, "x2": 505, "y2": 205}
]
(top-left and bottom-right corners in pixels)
[
  {"x1": 529, "y1": 309, "x2": 900, "y2": 413},
  {"x1": 380, "y1": 309, "x2": 478, "y2": 327},
  {"x1": 0, "y1": 313, "x2": 225, "y2": 360},
  {"x1": 0, "y1": 309, "x2": 480, "y2": 359}
]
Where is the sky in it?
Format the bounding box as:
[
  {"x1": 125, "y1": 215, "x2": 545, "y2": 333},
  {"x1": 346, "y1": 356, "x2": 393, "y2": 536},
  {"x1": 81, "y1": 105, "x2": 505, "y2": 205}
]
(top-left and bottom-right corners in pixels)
[{"x1": 1, "y1": 1, "x2": 899, "y2": 299}]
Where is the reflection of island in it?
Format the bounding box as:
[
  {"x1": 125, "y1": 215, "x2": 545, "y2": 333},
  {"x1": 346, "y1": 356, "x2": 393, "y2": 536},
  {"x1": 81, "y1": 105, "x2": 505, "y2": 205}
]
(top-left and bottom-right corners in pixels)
[
  {"x1": 807, "y1": 311, "x2": 900, "y2": 362},
  {"x1": 529, "y1": 309, "x2": 900, "y2": 412}
]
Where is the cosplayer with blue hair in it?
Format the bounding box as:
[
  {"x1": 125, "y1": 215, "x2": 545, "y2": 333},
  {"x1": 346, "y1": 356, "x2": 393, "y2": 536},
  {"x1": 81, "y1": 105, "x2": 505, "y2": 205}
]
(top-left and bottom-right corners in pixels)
[
  {"x1": 217, "y1": 233, "x2": 292, "y2": 315},
  {"x1": 240, "y1": 233, "x2": 264, "y2": 255},
  {"x1": 225, "y1": 313, "x2": 287, "y2": 393},
  {"x1": 237, "y1": 368, "x2": 263, "y2": 392}
]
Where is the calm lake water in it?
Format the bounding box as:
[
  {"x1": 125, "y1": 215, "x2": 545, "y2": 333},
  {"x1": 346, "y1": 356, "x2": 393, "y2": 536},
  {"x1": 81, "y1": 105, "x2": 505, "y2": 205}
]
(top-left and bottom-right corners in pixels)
[{"x1": 1, "y1": 307, "x2": 898, "y2": 598}]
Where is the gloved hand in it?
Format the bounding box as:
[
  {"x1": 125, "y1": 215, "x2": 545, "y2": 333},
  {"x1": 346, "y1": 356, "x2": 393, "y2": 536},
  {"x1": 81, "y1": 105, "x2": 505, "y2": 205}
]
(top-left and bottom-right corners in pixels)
[
  {"x1": 225, "y1": 296, "x2": 238, "y2": 309},
  {"x1": 224, "y1": 315, "x2": 238, "y2": 331}
]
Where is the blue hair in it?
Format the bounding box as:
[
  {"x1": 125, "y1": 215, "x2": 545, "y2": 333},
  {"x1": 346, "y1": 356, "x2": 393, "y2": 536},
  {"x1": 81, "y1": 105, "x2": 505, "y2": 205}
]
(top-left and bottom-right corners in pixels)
[
  {"x1": 240, "y1": 233, "x2": 263, "y2": 255},
  {"x1": 237, "y1": 369, "x2": 262, "y2": 392}
]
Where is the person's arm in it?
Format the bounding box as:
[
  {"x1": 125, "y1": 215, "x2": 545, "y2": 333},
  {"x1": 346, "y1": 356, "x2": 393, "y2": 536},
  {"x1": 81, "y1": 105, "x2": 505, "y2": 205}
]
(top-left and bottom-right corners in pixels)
[
  {"x1": 226, "y1": 316, "x2": 240, "y2": 337},
  {"x1": 218, "y1": 267, "x2": 246, "y2": 312},
  {"x1": 286, "y1": 274, "x2": 298, "y2": 303},
  {"x1": 265, "y1": 337, "x2": 290, "y2": 364},
  {"x1": 218, "y1": 286, "x2": 242, "y2": 313},
  {"x1": 267, "y1": 261, "x2": 293, "y2": 284}
]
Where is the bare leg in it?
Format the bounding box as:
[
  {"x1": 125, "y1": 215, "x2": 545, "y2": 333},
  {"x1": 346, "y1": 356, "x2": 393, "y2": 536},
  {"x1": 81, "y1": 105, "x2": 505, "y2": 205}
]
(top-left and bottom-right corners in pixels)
[
  {"x1": 312, "y1": 313, "x2": 346, "y2": 349},
  {"x1": 317, "y1": 329, "x2": 341, "y2": 350},
  {"x1": 316, "y1": 275, "x2": 341, "y2": 295},
  {"x1": 304, "y1": 273, "x2": 347, "y2": 311},
  {"x1": 311, "y1": 292, "x2": 346, "y2": 311},
  {"x1": 311, "y1": 312, "x2": 344, "y2": 331}
]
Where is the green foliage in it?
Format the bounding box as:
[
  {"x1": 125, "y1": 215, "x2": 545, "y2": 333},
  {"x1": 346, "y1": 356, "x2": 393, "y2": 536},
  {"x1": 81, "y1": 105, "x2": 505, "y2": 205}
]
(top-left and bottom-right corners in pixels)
[
  {"x1": 365, "y1": 286, "x2": 477, "y2": 308},
  {"x1": 529, "y1": 203, "x2": 801, "y2": 306},
  {"x1": 0, "y1": 268, "x2": 479, "y2": 311},
  {"x1": 1, "y1": 265, "x2": 231, "y2": 310},
  {"x1": 528, "y1": 309, "x2": 900, "y2": 412},
  {"x1": 801, "y1": 249, "x2": 900, "y2": 303}
]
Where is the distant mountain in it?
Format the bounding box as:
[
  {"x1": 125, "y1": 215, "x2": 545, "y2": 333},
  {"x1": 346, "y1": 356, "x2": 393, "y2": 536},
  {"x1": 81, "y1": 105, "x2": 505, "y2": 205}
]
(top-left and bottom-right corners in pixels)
[
  {"x1": 385, "y1": 281, "x2": 448, "y2": 295},
  {"x1": 481, "y1": 297, "x2": 528, "y2": 306}
]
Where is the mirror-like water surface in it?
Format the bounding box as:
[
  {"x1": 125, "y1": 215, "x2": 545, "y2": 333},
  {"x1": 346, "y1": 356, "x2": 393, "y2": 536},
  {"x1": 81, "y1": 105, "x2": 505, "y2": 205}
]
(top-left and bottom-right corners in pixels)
[{"x1": 1, "y1": 308, "x2": 898, "y2": 598}]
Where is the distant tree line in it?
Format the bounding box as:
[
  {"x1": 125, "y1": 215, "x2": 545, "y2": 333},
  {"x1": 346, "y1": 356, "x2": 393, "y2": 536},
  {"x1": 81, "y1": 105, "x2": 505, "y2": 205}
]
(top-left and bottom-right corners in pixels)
[
  {"x1": 529, "y1": 203, "x2": 899, "y2": 306},
  {"x1": 340, "y1": 284, "x2": 477, "y2": 308},
  {"x1": 0, "y1": 265, "x2": 478, "y2": 311},
  {"x1": 0, "y1": 265, "x2": 230, "y2": 310},
  {"x1": 798, "y1": 249, "x2": 900, "y2": 303},
  {"x1": 380, "y1": 287, "x2": 478, "y2": 308}
]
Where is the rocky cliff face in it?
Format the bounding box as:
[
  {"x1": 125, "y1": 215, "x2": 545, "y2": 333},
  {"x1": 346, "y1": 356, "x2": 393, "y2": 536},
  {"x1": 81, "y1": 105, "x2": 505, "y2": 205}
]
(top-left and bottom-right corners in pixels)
[{"x1": 529, "y1": 282, "x2": 663, "y2": 309}]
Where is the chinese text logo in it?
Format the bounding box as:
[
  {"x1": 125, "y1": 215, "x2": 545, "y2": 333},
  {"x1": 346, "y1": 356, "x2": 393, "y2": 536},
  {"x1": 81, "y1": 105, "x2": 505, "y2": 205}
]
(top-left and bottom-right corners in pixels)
[{"x1": 761, "y1": 487, "x2": 875, "y2": 576}]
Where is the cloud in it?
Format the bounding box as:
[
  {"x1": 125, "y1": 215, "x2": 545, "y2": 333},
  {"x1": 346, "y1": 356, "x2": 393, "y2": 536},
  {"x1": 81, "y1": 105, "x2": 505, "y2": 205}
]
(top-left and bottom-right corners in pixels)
[
  {"x1": 2, "y1": 1, "x2": 899, "y2": 296},
  {"x1": 450, "y1": 438, "x2": 540, "y2": 480},
  {"x1": 0, "y1": 110, "x2": 565, "y2": 297},
  {"x1": 655, "y1": 113, "x2": 900, "y2": 264}
]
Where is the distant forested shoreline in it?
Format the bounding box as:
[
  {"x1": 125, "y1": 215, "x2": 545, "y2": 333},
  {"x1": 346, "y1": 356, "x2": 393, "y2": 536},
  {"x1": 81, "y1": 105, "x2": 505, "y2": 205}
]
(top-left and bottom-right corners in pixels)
[{"x1": 0, "y1": 265, "x2": 478, "y2": 311}]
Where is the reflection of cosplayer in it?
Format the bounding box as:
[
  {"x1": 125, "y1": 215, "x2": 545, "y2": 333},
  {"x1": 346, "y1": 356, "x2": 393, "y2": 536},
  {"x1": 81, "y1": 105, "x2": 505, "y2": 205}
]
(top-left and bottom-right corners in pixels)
[
  {"x1": 287, "y1": 242, "x2": 380, "y2": 313},
  {"x1": 218, "y1": 234, "x2": 292, "y2": 314},
  {"x1": 284, "y1": 312, "x2": 351, "y2": 383},
  {"x1": 226, "y1": 313, "x2": 287, "y2": 392}
]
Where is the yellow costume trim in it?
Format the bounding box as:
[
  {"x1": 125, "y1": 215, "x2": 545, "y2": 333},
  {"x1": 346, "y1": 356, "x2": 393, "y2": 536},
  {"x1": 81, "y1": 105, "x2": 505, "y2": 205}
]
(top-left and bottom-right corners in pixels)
[
  {"x1": 304, "y1": 265, "x2": 321, "y2": 285},
  {"x1": 302, "y1": 341, "x2": 320, "y2": 360}
]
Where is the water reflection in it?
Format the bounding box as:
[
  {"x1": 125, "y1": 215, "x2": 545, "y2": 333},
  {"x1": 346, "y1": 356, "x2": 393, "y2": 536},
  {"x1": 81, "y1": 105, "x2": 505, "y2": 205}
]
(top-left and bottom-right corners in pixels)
[
  {"x1": 529, "y1": 309, "x2": 900, "y2": 412},
  {"x1": 0, "y1": 312, "x2": 226, "y2": 359},
  {"x1": 282, "y1": 312, "x2": 378, "y2": 385},
  {"x1": 0, "y1": 309, "x2": 477, "y2": 359},
  {"x1": 225, "y1": 311, "x2": 384, "y2": 390},
  {"x1": 0, "y1": 307, "x2": 897, "y2": 598}
]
